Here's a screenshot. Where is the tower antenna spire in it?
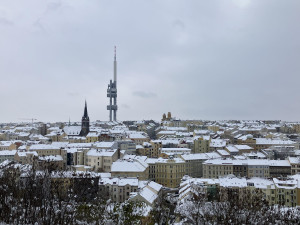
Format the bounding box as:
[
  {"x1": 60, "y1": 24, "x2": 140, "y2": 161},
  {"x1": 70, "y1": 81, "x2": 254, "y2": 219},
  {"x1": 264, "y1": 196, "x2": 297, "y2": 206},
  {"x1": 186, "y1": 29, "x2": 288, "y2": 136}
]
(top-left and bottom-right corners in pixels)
[{"x1": 107, "y1": 46, "x2": 118, "y2": 121}]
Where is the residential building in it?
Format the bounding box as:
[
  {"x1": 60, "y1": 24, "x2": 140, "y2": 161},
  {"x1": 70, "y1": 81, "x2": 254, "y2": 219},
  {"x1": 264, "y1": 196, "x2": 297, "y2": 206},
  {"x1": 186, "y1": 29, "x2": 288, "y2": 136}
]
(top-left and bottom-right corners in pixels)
[
  {"x1": 155, "y1": 157, "x2": 185, "y2": 188},
  {"x1": 193, "y1": 136, "x2": 210, "y2": 153},
  {"x1": 99, "y1": 177, "x2": 139, "y2": 203},
  {"x1": 111, "y1": 159, "x2": 149, "y2": 180},
  {"x1": 289, "y1": 157, "x2": 300, "y2": 175},
  {"x1": 180, "y1": 152, "x2": 221, "y2": 178},
  {"x1": 85, "y1": 148, "x2": 118, "y2": 172},
  {"x1": 203, "y1": 159, "x2": 291, "y2": 179},
  {"x1": 149, "y1": 140, "x2": 162, "y2": 158},
  {"x1": 0, "y1": 150, "x2": 17, "y2": 163}
]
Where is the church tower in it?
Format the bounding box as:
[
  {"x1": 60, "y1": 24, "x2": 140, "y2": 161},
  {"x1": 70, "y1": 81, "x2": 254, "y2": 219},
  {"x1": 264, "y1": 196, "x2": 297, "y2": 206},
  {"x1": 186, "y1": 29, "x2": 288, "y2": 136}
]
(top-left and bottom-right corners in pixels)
[{"x1": 80, "y1": 100, "x2": 90, "y2": 136}]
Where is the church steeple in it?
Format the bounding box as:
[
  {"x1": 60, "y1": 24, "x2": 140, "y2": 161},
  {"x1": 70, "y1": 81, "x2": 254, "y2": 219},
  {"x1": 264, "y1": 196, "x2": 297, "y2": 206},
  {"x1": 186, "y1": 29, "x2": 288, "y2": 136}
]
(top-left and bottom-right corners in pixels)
[
  {"x1": 80, "y1": 100, "x2": 90, "y2": 136},
  {"x1": 84, "y1": 100, "x2": 88, "y2": 118}
]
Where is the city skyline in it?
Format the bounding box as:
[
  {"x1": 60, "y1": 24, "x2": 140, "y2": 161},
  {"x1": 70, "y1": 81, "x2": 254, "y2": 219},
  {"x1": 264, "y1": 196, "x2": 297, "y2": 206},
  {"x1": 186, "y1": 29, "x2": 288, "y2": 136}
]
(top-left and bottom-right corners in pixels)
[{"x1": 0, "y1": 0, "x2": 300, "y2": 122}]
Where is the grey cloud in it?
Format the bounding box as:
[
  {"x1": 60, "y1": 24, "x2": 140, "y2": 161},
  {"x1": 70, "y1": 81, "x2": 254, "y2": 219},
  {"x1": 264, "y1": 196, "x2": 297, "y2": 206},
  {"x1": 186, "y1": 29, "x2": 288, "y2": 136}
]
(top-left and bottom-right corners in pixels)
[
  {"x1": 121, "y1": 104, "x2": 130, "y2": 109},
  {"x1": 0, "y1": 0, "x2": 300, "y2": 122},
  {"x1": 47, "y1": 2, "x2": 62, "y2": 11},
  {"x1": 33, "y1": 18, "x2": 47, "y2": 32},
  {"x1": 0, "y1": 17, "x2": 13, "y2": 26},
  {"x1": 172, "y1": 19, "x2": 185, "y2": 30},
  {"x1": 67, "y1": 92, "x2": 80, "y2": 97},
  {"x1": 132, "y1": 91, "x2": 157, "y2": 98}
]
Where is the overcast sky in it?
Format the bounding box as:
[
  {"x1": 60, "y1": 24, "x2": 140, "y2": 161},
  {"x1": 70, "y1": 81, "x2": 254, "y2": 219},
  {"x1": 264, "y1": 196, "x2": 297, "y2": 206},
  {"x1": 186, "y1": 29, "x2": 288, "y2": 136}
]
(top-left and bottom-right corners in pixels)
[{"x1": 0, "y1": 0, "x2": 300, "y2": 123}]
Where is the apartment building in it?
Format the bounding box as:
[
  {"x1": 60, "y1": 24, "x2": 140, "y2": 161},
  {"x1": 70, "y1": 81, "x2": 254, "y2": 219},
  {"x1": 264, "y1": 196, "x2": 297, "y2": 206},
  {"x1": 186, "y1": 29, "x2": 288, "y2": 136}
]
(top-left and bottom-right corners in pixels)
[
  {"x1": 180, "y1": 152, "x2": 221, "y2": 178},
  {"x1": 255, "y1": 138, "x2": 298, "y2": 151},
  {"x1": 203, "y1": 159, "x2": 291, "y2": 179},
  {"x1": 225, "y1": 144, "x2": 254, "y2": 156},
  {"x1": 150, "y1": 140, "x2": 162, "y2": 158},
  {"x1": 155, "y1": 157, "x2": 185, "y2": 188},
  {"x1": 37, "y1": 155, "x2": 65, "y2": 170},
  {"x1": 29, "y1": 144, "x2": 64, "y2": 156},
  {"x1": 128, "y1": 132, "x2": 150, "y2": 145},
  {"x1": 86, "y1": 132, "x2": 99, "y2": 143},
  {"x1": 193, "y1": 136, "x2": 210, "y2": 153},
  {"x1": 85, "y1": 148, "x2": 118, "y2": 172},
  {"x1": 0, "y1": 141, "x2": 17, "y2": 150},
  {"x1": 28, "y1": 144, "x2": 67, "y2": 167},
  {"x1": 136, "y1": 142, "x2": 152, "y2": 157},
  {"x1": 235, "y1": 135, "x2": 256, "y2": 148},
  {"x1": 269, "y1": 160, "x2": 291, "y2": 177},
  {"x1": 288, "y1": 157, "x2": 300, "y2": 175},
  {"x1": 179, "y1": 176, "x2": 300, "y2": 207},
  {"x1": 145, "y1": 158, "x2": 158, "y2": 181},
  {"x1": 273, "y1": 178, "x2": 298, "y2": 207},
  {"x1": 0, "y1": 150, "x2": 17, "y2": 163},
  {"x1": 14, "y1": 151, "x2": 38, "y2": 165},
  {"x1": 111, "y1": 159, "x2": 149, "y2": 180},
  {"x1": 160, "y1": 148, "x2": 191, "y2": 157},
  {"x1": 117, "y1": 140, "x2": 136, "y2": 155},
  {"x1": 99, "y1": 177, "x2": 139, "y2": 203},
  {"x1": 130, "y1": 181, "x2": 163, "y2": 206},
  {"x1": 93, "y1": 141, "x2": 118, "y2": 150}
]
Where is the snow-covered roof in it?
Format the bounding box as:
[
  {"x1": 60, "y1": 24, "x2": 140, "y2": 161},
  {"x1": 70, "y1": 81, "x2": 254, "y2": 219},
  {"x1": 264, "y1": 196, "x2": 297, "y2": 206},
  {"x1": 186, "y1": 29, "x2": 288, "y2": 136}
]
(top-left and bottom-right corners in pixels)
[
  {"x1": 67, "y1": 143, "x2": 92, "y2": 148},
  {"x1": 255, "y1": 138, "x2": 296, "y2": 145},
  {"x1": 157, "y1": 130, "x2": 176, "y2": 135},
  {"x1": 29, "y1": 144, "x2": 60, "y2": 150},
  {"x1": 194, "y1": 130, "x2": 211, "y2": 135},
  {"x1": 93, "y1": 142, "x2": 116, "y2": 149},
  {"x1": 161, "y1": 148, "x2": 191, "y2": 155},
  {"x1": 145, "y1": 158, "x2": 159, "y2": 164},
  {"x1": 181, "y1": 152, "x2": 221, "y2": 161},
  {"x1": 139, "y1": 186, "x2": 158, "y2": 204},
  {"x1": 243, "y1": 152, "x2": 267, "y2": 159},
  {"x1": 63, "y1": 126, "x2": 81, "y2": 135},
  {"x1": 273, "y1": 178, "x2": 298, "y2": 189},
  {"x1": 50, "y1": 171, "x2": 100, "y2": 178},
  {"x1": 226, "y1": 146, "x2": 239, "y2": 153},
  {"x1": 217, "y1": 149, "x2": 230, "y2": 156},
  {"x1": 17, "y1": 151, "x2": 38, "y2": 157},
  {"x1": 99, "y1": 177, "x2": 139, "y2": 186},
  {"x1": 0, "y1": 150, "x2": 17, "y2": 156},
  {"x1": 136, "y1": 145, "x2": 144, "y2": 149},
  {"x1": 86, "y1": 149, "x2": 117, "y2": 157},
  {"x1": 210, "y1": 139, "x2": 226, "y2": 148},
  {"x1": 247, "y1": 177, "x2": 275, "y2": 189},
  {"x1": 203, "y1": 158, "x2": 291, "y2": 167},
  {"x1": 129, "y1": 133, "x2": 148, "y2": 139},
  {"x1": 38, "y1": 155, "x2": 63, "y2": 161},
  {"x1": 155, "y1": 157, "x2": 185, "y2": 164},
  {"x1": 148, "y1": 181, "x2": 162, "y2": 192},
  {"x1": 235, "y1": 145, "x2": 253, "y2": 150},
  {"x1": 0, "y1": 141, "x2": 15, "y2": 146},
  {"x1": 111, "y1": 160, "x2": 148, "y2": 172},
  {"x1": 51, "y1": 142, "x2": 69, "y2": 148},
  {"x1": 86, "y1": 132, "x2": 99, "y2": 137},
  {"x1": 288, "y1": 157, "x2": 300, "y2": 164}
]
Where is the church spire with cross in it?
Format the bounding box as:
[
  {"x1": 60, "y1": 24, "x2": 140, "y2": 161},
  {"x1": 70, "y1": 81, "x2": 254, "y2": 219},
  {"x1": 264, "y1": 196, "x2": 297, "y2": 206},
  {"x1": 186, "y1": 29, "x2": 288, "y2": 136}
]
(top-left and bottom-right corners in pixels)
[{"x1": 80, "y1": 100, "x2": 90, "y2": 136}]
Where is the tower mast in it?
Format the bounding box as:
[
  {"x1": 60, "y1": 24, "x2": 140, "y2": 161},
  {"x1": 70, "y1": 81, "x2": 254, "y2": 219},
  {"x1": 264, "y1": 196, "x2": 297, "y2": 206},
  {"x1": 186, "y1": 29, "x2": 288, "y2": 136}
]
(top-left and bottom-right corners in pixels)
[{"x1": 107, "y1": 46, "x2": 118, "y2": 121}]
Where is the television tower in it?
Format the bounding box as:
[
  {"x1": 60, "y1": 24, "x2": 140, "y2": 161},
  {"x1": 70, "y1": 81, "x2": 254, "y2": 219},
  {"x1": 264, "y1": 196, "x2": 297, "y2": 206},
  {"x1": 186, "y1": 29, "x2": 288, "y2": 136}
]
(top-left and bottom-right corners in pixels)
[{"x1": 107, "y1": 46, "x2": 118, "y2": 121}]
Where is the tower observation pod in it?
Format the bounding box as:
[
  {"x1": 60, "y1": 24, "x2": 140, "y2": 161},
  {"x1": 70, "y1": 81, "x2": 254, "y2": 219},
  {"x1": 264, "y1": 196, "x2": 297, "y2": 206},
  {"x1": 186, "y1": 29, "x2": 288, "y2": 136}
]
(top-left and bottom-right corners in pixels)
[{"x1": 107, "y1": 46, "x2": 118, "y2": 121}]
